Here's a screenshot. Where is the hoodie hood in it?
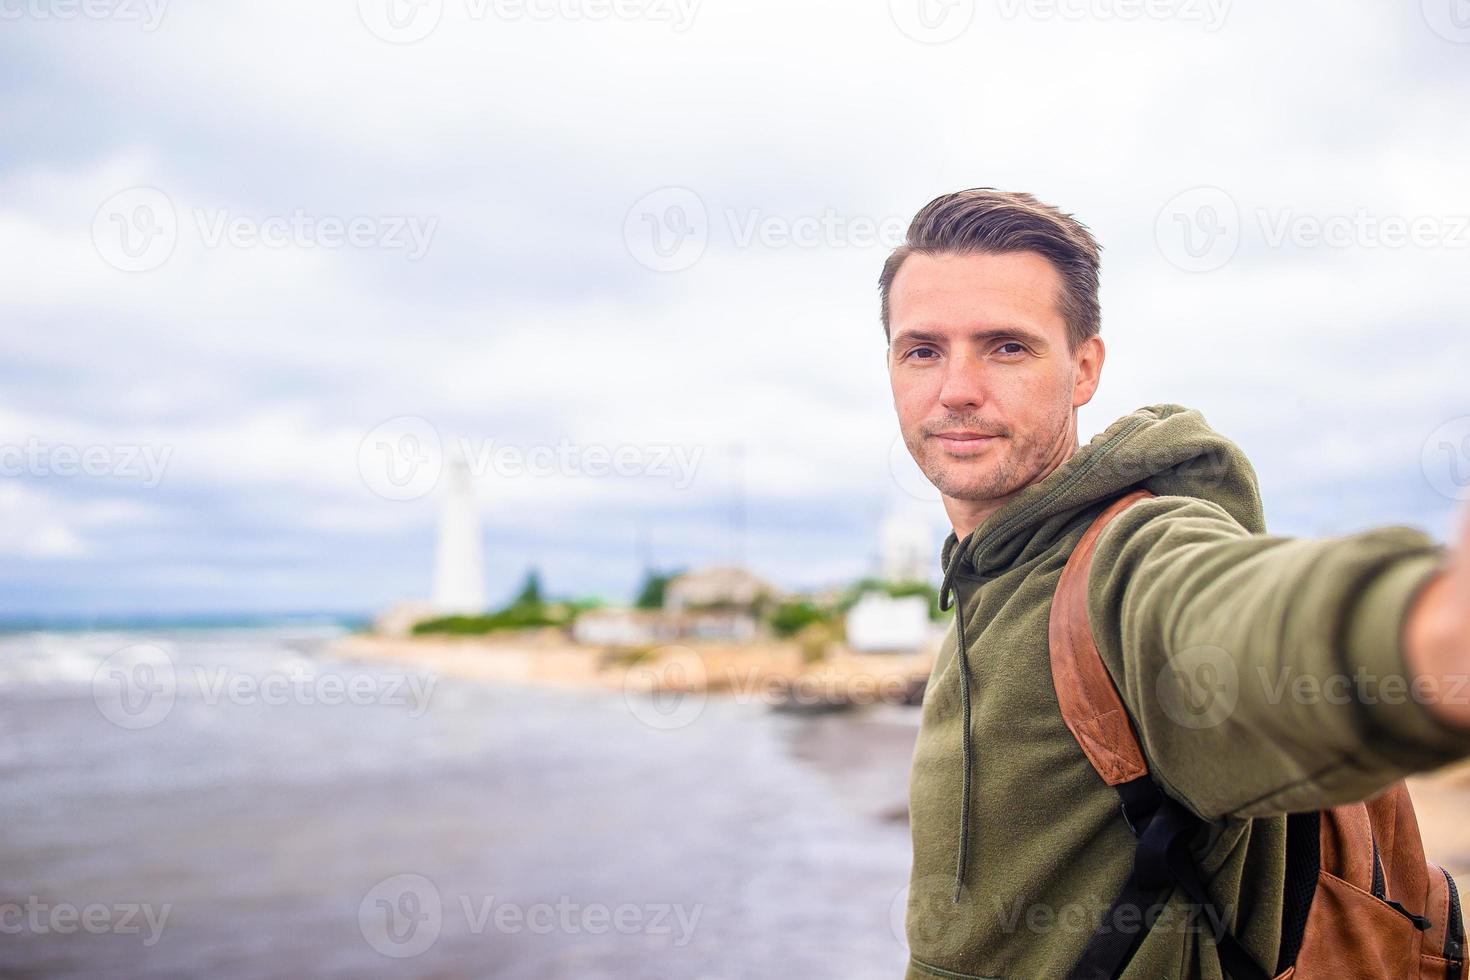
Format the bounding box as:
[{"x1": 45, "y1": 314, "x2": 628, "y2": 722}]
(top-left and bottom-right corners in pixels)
[
  {"x1": 940, "y1": 403, "x2": 1266, "y2": 597},
  {"x1": 930, "y1": 404, "x2": 1267, "y2": 901}
]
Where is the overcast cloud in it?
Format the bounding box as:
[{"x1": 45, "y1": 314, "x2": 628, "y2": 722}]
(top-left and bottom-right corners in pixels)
[{"x1": 3, "y1": 0, "x2": 1468, "y2": 617}]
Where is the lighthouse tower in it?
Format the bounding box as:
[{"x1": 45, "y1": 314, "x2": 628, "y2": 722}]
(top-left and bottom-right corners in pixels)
[{"x1": 432, "y1": 455, "x2": 485, "y2": 614}]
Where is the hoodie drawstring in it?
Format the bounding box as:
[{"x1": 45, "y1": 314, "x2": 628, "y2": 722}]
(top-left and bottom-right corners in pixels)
[{"x1": 938, "y1": 547, "x2": 973, "y2": 903}]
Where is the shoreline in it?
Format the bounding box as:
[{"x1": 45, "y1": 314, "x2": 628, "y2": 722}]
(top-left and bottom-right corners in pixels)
[{"x1": 329, "y1": 632, "x2": 937, "y2": 705}]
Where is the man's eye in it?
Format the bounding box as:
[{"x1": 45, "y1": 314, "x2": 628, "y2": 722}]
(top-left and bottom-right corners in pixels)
[
  {"x1": 907, "y1": 347, "x2": 938, "y2": 360},
  {"x1": 997, "y1": 342, "x2": 1026, "y2": 355}
]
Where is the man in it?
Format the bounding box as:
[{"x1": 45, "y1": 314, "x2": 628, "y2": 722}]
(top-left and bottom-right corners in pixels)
[{"x1": 884, "y1": 188, "x2": 1470, "y2": 978}]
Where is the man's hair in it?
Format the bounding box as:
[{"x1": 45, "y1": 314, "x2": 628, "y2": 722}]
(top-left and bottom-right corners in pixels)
[{"x1": 878, "y1": 188, "x2": 1102, "y2": 351}]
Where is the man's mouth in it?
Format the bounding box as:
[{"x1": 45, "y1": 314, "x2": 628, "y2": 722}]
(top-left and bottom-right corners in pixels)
[{"x1": 933, "y1": 431, "x2": 1000, "y2": 456}]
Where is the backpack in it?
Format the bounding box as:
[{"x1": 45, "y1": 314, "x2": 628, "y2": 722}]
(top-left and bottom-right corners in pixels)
[{"x1": 1049, "y1": 488, "x2": 1466, "y2": 980}]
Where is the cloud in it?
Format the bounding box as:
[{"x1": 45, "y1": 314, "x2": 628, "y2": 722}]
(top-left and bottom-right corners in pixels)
[{"x1": 2, "y1": 1, "x2": 1465, "y2": 614}]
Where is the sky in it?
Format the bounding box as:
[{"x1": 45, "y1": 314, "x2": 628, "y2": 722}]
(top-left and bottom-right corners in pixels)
[{"x1": 2, "y1": 0, "x2": 1469, "y2": 618}]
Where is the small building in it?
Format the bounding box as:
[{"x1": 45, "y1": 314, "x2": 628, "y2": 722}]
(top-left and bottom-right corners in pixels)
[
  {"x1": 845, "y1": 592, "x2": 931, "y2": 653},
  {"x1": 662, "y1": 565, "x2": 780, "y2": 641},
  {"x1": 663, "y1": 565, "x2": 778, "y2": 612},
  {"x1": 571, "y1": 608, "x2": 681, "y2": 647}
]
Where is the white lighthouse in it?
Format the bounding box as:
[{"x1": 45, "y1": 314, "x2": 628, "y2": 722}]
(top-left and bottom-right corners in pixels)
[
  {"x1": 879, "y1": 505, "x2": 935, "y2": 584},
  {"x1": 431, "y1": 454, "x2": 485, "y2": 614}
]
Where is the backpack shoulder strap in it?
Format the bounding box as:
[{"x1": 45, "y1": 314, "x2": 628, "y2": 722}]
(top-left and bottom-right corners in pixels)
[
  {"x1": 1048, "y1": 487, "x2": 1156, "y2": 787},
  {"x1": 1051, "y1": 488, "x2": 1274, "y2": 980}
]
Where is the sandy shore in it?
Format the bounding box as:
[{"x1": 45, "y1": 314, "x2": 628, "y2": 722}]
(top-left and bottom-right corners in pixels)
[
  {"x1": 332, "y1": 632, "x2": 1470, "y2": 885},
  {"x1": 331, "y1": 632, "x2": 936, "y2": 705}
]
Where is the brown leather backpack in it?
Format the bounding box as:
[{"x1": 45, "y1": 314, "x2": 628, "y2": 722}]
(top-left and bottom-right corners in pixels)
[{"x1": 1049, "y1": 488, "x2": 1466, "y2": 979}]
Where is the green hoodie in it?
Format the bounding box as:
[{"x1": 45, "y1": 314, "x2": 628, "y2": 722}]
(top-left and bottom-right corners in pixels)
[{"x1": 904, "y1": 404, "x2": 1470, "y2": 980}]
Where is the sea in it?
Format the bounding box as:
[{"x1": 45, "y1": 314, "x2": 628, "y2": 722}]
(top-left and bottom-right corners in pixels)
[{"x1": 0, "y1": 622, "x2": 921, "y2": 979}]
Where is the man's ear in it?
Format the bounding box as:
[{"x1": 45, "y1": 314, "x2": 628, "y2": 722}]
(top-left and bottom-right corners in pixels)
[{"x1": 1071, "y1": 335, "x2": 1105, "y2": 408}]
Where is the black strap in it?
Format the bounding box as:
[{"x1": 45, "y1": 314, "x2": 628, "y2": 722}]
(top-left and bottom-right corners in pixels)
[
  {"x1": 1067, "y1": 779, "x2": 1271, "y2": 980},
  {"x1": 1065, "y1": 874, "x2": 1174, "y2": 980}
]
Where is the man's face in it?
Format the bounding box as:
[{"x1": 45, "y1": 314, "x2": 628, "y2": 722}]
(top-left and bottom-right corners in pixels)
[{"x1": 887, "y1": 250, "x2": 1097, "y2": 508}]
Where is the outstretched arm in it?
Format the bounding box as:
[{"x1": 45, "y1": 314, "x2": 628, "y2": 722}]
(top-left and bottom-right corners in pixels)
[{"x1": 1087, "y1": 494, "x2": 1470, "y2": 821}]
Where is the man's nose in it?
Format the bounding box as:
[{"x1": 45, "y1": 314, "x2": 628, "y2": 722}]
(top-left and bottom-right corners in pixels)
[{"x1": 938, "y1": 351, "x2": 987, "y2": 412}]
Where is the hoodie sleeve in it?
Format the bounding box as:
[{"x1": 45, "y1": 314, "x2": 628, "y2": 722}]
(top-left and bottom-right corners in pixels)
[{"x1": 1085, "y1": 494, "x2": 1470, "y2": 821}]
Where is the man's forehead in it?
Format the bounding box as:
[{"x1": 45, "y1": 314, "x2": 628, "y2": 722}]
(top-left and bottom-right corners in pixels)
[{"x1": 890, "y1": 251, "x2": 1067, "y2": 332}]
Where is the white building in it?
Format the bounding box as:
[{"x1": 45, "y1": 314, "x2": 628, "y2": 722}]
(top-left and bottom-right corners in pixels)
[
  {"x1": 431, "y1": 456, "x2": 485, "y2": 614},
  {"x1": 845, "y1": 592, "x2": 930, "y2": 652}
]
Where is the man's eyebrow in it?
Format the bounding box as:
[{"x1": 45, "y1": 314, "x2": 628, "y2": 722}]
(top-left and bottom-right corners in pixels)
[{"x1": 889, "y1": 326, "x2": 1051, "y2": 348}]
